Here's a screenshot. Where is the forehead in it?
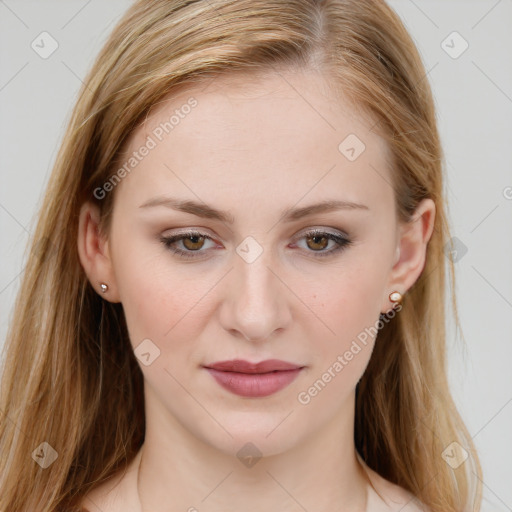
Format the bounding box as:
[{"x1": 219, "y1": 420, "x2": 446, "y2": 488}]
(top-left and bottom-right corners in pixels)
[{"x1": 114, "y1": 68, "x2": 393, "y2": 214}]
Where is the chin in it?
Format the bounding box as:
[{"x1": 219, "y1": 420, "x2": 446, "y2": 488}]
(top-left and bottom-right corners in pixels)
[{"x1": 196, "y1": 415, "x2": 306, "y2": 460}]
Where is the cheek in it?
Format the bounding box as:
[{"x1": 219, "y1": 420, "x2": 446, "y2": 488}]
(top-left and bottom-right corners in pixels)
[
  {"x1": 308, "y1": 258, "x2": 387, "y2": 343},
  {"x1": 301, "y1": 253, "x2": 390, "y2": 385},
  {"x1": 112, "y1": 240, "x2": 211, "y2": 351}
]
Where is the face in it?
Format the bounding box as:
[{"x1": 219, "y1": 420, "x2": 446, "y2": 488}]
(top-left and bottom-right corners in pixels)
[{"x1": 95, "y1": 67, "x2": 406, "y2": 457}]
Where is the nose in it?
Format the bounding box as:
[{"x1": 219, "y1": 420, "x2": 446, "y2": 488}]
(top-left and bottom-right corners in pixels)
[{"x1": 218, "y1": 246, "x2": 293, "y2": 342}]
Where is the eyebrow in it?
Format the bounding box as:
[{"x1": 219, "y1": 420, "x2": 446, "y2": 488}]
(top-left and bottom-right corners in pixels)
[{"x1": 138, "y1": 196, "x2": 369, "y2": 224}]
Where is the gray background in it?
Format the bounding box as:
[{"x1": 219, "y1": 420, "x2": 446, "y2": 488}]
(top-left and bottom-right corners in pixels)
[{"x1": 1, "y1": 1, "x2": 511, "y2": 510}]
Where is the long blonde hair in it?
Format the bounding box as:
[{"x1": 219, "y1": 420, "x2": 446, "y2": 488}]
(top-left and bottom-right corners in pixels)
[{"x1": 0, "y1": 0, "x2": 482, "y2": 510}]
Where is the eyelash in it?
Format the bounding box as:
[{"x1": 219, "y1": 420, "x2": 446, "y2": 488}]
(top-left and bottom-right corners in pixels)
[{"x1": 159, "y1": 228, "x2": 353, "y2": 260}]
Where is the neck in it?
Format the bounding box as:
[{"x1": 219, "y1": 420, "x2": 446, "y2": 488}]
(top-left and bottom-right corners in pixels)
[{"x1": 136, "y1": 390, "x2": 369, "y2": 512}]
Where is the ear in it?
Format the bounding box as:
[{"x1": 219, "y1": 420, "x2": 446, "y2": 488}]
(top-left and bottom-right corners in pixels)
[
  {"x1": 77, "y1": 201, "x2": 121, "y2": 303},
  {"x1": 381, "y1": 198, "x2": 436, "y2": 313}
]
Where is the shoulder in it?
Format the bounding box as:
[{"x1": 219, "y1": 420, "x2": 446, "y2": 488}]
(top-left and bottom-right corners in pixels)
[
  {"x1": 357, "y1": 454, "x2": 430, "y2": 512},
  {"x1": 79, "y1": 473, "x2": 126, "y2": 512},
  {"x1": 79, "y1": 450, "x2": 142, "y2": 512},
  {"x1": 368, "y1": 478, "x2": 429, "y2": 512}
]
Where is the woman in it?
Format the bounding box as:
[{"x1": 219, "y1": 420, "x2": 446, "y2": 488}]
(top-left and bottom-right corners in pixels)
[{"x1": 0, "y1": 0, "x2": 482, "y2": 510}]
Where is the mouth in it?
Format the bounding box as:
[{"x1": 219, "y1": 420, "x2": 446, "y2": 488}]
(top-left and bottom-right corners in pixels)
[{"x1": 203, "y1": 359, "x2": 305, "y2": 398}]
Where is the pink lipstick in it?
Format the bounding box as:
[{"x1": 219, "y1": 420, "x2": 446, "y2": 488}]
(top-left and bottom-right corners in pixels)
[{"x1": 203, "y1": 359, "x2": 304, "y2": 398}]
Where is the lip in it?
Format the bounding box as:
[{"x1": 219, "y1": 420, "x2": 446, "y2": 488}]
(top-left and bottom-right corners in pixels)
[{"x1": 203, "y1": 359, "x2": 305, "y2": 398}]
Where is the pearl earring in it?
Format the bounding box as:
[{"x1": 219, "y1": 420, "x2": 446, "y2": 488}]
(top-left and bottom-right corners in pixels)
[
  {"x1": 100, "y1": 283, "x2": 109, "y2": 293},
  {"x1": 389, "y1": 291, "x2": 402, "y2": 303}
]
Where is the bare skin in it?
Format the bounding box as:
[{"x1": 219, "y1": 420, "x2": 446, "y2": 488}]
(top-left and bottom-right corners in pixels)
[
  {"x1": 78, "y1": 66, "x2": 434, "y2": 512},
  {"x1": 81, "y1": 446, "x2": 426, "y2": 511}
]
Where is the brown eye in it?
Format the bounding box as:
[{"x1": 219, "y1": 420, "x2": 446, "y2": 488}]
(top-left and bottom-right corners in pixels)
[
  {"x1": 293, "y1": 229, "x2": 352, "y2": 258},
  {"x1": 182, "y1": 234, "x2": 206, "y2": 251},
  {"x1": 160, "y1": 230, "x2": 216, "y2": 259},
  {"x1": 160, "y1": 228, "x2": 352, "y2": 260},
  {"x1": 305, "y1": 234, "x2": 329, "y2": 251}
]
